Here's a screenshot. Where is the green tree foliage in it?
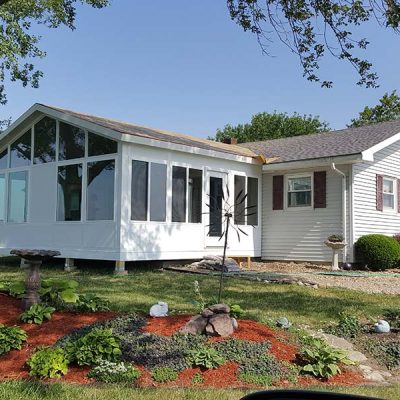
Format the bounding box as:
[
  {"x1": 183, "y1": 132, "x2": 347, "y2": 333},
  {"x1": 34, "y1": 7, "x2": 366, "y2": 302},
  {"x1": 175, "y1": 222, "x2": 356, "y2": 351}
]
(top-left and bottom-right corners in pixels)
[
  {"x1": 227, "y1": 1, "x2": 400, "y2": 88},
  {"x1": 214, "y1": 112, "x2": 329, "y2": 143},
  {"x1": 349, "y1": 91, "x2": 400, "y2": 127}
]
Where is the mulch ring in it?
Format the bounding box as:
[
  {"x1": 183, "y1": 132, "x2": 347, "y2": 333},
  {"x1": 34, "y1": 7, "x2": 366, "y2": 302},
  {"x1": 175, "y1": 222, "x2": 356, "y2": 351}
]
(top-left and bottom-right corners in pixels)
[{"x1": 0, "y1": 293, "x2": 365, "y2": 388}]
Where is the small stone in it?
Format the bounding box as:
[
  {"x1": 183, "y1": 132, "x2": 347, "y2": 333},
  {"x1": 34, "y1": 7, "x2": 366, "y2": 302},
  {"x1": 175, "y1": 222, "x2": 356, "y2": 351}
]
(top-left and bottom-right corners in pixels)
[
  {"x1": 380, "y1": 371, "x2": 392, "y2": 377},
  {"x1": 206, "y1": 314, "x2": 234, "y2": 337},
  {"x1": 298, "y1": 281, "x2": 304, "y2": 286},
  {"x1": 231, "y1": 317, "x2": 238, "y2": 331},
  {"x1": 180, "y1": 315, "x2": 208, "y2": 335},
  {"x1": 201, "y1": 309, "x2": 214, "y2": 318},
  {"x1": 364, "y1": 371, "x2": 386, "y2": 382},
  {"x1": 208, "y1": 304, "x2": 230, "y2": 314}
]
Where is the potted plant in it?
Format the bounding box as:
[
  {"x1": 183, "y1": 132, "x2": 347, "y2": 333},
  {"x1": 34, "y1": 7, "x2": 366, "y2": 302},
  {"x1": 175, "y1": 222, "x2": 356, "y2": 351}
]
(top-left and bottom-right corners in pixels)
[{"x1": 324, "y1": 234, "x2": 346, "y2": 271}]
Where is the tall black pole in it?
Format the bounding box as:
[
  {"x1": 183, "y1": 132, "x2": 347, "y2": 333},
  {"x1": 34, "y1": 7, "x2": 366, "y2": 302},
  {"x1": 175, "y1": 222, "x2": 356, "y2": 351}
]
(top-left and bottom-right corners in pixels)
[{"x1": 217, "y1": 213, "x2": 231, "y2": 303}]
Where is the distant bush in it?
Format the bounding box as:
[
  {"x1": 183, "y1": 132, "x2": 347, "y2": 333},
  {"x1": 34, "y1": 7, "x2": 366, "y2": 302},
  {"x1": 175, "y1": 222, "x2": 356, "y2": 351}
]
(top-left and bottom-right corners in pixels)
[{"x1": 354, "y1": 234, "x2": 400, "y2": 270}]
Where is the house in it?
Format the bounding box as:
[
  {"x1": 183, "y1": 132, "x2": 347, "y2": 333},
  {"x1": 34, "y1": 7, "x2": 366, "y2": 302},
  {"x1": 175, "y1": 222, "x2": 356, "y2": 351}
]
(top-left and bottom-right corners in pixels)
[{"x1": 0, "y1": 103, "x2": 399, "y2": 273}]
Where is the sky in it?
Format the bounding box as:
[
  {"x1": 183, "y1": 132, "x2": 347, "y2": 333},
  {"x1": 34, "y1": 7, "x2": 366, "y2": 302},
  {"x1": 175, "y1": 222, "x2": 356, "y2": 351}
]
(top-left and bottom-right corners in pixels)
[{"x1": 2, "y1": 0, "x2": 400, "y2": 138}]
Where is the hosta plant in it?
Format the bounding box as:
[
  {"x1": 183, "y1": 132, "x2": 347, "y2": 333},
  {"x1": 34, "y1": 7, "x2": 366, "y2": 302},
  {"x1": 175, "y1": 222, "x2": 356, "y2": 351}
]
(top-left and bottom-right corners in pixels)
[
  {"x1": 0, "y1": 324, "x2": 28, "y2": 355},
  {"x1": 27, "y1": 347, "x2": 69, "y2": 379},
  {"x1": 151, "y1": 367, "x2": 178, "y2": 383},
  {"x1": 8, "y1": 281, "x2": 25, "y2": 298},
  {"x1": 39, "y1": 279, "x2": 79, "y2": 308},
  {"x1": 230, "y1": 304, "x2": 244, "y2": 319},
  {"x1": 75, "y1": 293, "x2": 110, "y2": 312},
  {"x1": 300, "y1": 337, "x2": 353, "y2": 378},
  {"x1": 20, "y1": 304, "x2": 55, "y2": 325},
  {"x1": 88, "y1": 360, "x2": 140, "y2": 383},
  {"x1": 188, "y1": 347, "x2": 225, "y2": 370}
]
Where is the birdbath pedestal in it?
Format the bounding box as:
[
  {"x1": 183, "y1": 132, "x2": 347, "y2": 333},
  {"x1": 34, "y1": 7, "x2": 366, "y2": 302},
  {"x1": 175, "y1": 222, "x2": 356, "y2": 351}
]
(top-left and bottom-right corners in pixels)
[
  {"x1": 324, "y1": 241, "x2": 347, "y2": 271},
  {"x1": 10, "y1": 249, "x2": 61, "y2": 310}
]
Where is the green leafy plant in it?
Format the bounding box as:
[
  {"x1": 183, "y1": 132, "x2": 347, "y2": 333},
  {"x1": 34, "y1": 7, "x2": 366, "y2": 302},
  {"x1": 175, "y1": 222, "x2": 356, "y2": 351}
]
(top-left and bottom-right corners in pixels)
[
  {"x1": 75, "y1": 294, "x2": 110, "y2": 312},
  {"x1": 354, "y1": 234, "x2": 400, "y2": 271},
  {"x1": 0, "y1": 324, "x2": 28, "y2": 355},
  {"x1": 382, "y1": 308, "x2": 400, "y2": 329},
  {"x1": 151, "y1": 367, "x2": 178, "y2": 383},
  {"x1": 20, "y1": 304, "x2": 55, "y2": 325},
  {"x1": 39, "y1": 279, "x2": 79, "y2": 308},
  {"x1": 65, "y1": 328, "x2": 121, "y2": 366},
  {"x1": 187, "y1": 347, "x2": 225, "y2": 370},
  {"x1": 327, "y1": 234, "x2": 344, "y2": 243},
  {"x1": 230, "y1": 304, "x2": 244, "y2": 319},
  {"x1": 88, "y1": 360, "x2": 140, "y2": 383},
  {"x1": 191, "y1": 280, "x2": 208, "y2": 312},
  {"x1": 325, "y1": 313, "x2": 363, "y2": 338},
  {"x1": 300, "y1": 337, "x2": 353, "y2": 378},
  {"x1": 361, "y1": 337, "x2": 400, "y2": 370},
  {"x1": 191, "y1": 372, "x2": 203, "y2": 385},
  {"x1": 238, "y1": 372, "x2": 273, "y2": 386},
  {"x1": 27, "y1": 347, "x2": 69, "y2": 379},
  {"x1": 8, "y1": 281, "x2": 25, "y2": 298}
]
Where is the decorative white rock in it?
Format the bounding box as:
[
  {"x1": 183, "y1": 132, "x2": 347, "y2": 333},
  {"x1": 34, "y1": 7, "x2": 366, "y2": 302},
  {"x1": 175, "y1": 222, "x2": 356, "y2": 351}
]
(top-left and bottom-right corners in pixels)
[
  {"x1": 149, "y1": 301, "x2": 169, "y2": 317},
  {"x1": 374, "y1": 320, "x2": 390, "y2": 333}
]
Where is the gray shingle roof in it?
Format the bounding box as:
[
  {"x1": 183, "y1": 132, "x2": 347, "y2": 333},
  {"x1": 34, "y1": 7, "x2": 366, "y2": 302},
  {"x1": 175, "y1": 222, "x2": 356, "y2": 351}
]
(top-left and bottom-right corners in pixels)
[
  {"x1": 42, "y1": 105, "x2": 257, "y2": 158},
  {"x1": 240, "y1": 119, "x2": 400, "y2": 164}
]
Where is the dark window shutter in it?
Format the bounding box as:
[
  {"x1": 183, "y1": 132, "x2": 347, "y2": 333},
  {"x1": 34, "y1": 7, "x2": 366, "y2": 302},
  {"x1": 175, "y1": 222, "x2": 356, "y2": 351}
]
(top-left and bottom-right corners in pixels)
[
  {"x1": 397, "y1": 179, "x2": 400, "y2": 213},
  {"x1": 272, "y1": 175, "x2": 284, "y2": 210},
  {"x1": 376, "y1": 175, "x2": 383, "y2": 211},
  {"x1": 314, "y1": 171, "x2": 327, "y2": 208}
]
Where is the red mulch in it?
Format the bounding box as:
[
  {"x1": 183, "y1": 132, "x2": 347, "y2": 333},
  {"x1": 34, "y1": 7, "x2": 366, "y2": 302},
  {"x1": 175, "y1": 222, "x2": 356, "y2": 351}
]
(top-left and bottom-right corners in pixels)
[{"x1": 0, "y1": 293, "x2": 366, "y2": 388}]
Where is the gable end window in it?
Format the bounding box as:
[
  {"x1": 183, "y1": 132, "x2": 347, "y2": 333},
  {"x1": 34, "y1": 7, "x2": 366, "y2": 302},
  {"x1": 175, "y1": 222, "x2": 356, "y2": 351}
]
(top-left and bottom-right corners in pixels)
[
  {"x1": 382, "y1": 177, "x2": 396, "y2": 210},
  {"x1": 287, "y1": 175, "x2": 312, "y2": 208}
]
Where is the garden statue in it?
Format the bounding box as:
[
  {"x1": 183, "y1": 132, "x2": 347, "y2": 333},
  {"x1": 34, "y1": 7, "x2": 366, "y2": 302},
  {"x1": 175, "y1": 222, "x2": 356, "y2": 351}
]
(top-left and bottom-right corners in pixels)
[
  {"x1": 149, "y1": 301, "x2": 169, "y2": 317},
  {"x1": 374, "y1": 320, "x2": 391, "y2": 333}
]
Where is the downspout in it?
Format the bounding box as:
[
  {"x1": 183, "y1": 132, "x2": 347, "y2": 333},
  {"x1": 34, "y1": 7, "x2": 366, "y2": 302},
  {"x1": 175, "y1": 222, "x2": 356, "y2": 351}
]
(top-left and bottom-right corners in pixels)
[{"x1": 331, "y1": 163, "x2": 347, "y2": 262}]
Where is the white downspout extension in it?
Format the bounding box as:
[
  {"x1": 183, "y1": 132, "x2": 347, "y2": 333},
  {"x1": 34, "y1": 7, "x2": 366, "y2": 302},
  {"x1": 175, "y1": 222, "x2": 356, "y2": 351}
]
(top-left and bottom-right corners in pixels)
[{"x1": 331, "y1": 163, "x2": 347, "y2": 262}]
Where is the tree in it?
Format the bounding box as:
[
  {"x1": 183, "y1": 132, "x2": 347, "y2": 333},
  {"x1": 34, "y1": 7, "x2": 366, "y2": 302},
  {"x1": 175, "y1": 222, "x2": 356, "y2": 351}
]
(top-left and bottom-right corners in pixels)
[
  {"x1": 349, "y1": 91, "x2": 400, "y2": 128},
  {"x1": 0, "y1": 0, "x2": 109, "y2": 109},
  {"x1": 213, "y1": 111, "x2": 329, "y2": 143},
  {"x1": 226, "y1": 1, "x2": 400, "y2": 88}
]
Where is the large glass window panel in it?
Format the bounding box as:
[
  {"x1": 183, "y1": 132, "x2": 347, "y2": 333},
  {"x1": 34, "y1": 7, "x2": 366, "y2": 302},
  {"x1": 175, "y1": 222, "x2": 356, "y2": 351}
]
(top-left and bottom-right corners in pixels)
[
  {"x1": 287, "y1": 176, "x2": 312, "y2": 207},
  {"x1": 10, "y1": 130, "x2": 31, "y2": 168},
  {"x1": 189, "y1": 169, "x2": 202, "y2": 223},
  {"x1": 0, "y1": 174, "x2": 5, "y2": 221},
  {"x1": 209, "y1": 177, "x2": 223, "y2": 237},
  {"x1": 57, "y1": 164, "x2": 82, "y2": 221},
  {"x1": 34, "y1": 117, "x2": 56, "y2": 164},
  {"x1": 150, "y1": 163, "x2": 167, "y2": 222},
  {"x1": 87, "y1": 160, "x2": 115, "y2": 220},
  {"x1": 131, "y1": 160, "x2": 148, "y2": 221},
  {"x1": 247, "y1": 177, "x2": 258, "y2": 226},
  {"x1": 172, "y1": 166, "x2": 187, "y2": 222},
  {"x1": 0, "y1": 149, "x2": 7, "y2": 170},
  {"x1": 234, "y1": 175, "x2": 246, "y2": 225},
  {"x1": 8, "y1": 171, "x2": 28, "y2": 223},
  {"x1": 59, "y1": 122, "x2": 85, "y2": 160},
  {"x1": 88, "y1": 132, "x2": 118, "y2": 156}
]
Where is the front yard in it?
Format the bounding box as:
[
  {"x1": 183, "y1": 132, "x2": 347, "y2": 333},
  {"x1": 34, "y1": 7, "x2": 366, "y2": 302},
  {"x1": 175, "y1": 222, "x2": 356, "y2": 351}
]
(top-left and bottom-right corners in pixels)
[{"x1": 0, "y1": 260, "x2": 399, "y2": 399}]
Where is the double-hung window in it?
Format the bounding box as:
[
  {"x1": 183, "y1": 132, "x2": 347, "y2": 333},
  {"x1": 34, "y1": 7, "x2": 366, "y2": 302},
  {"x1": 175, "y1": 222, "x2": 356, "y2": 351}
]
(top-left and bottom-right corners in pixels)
[
  {"x1": 383, "y1": 177, "x2": 396, "y2": 210},
  {"x1": 287, "y1": 175, "x2": 312, "y2": 208}
]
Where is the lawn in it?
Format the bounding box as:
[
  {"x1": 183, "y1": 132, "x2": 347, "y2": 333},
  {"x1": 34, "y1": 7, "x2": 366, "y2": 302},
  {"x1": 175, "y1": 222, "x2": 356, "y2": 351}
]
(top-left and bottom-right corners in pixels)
[{"x1": 1, "y1": 260, "x2": 400, "y2": 399}]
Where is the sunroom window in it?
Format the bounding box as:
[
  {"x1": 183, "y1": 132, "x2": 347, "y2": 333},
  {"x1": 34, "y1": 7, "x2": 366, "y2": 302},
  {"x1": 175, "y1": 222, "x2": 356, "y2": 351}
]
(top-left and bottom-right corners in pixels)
[
  {"x1": 59, "y1": 122, "x2": 85, "y2": 161},
  {"x1": 0, "y1": 174, "x2": 6, "y2": 221},
  {"x1": 150, "y1": 163, "x2": 167, "y2": 222},
  {"x1": 10, "y1": 130, "x2": 31, "y2": 168},
  {"x1": 88, "y1": 132, "x2": 118, "y2": 157},
  {"x1": 383, "y1": 177, "x2": 395, "y2": 210},
  {"x1": 34, "y1": 117, "x2": 56, "y2": 164},
  {"x1": 131, "y1": 160, "x2": 149, "y2": 221},
  {"x1": 287, "y1": 175, "x2": 312, "y2": 208},
  {"x1": 247, "y1": 177, "x2": 258, "y2": 225},
  {"x1": 234, "y1": 175, "x2": 246, "y2": 225},
  {"x1": 172, "y1": 166, "x2": 187, "y2": 222},
  {"x1": 188, "y1": 169, "x2": 202, "y2": 223},
  {"x1": 0, "y1": 149, "x2": 7, "y2": 170},
  {"x1": 8, "y1": 171, "x2": 28, "y2": 223}
]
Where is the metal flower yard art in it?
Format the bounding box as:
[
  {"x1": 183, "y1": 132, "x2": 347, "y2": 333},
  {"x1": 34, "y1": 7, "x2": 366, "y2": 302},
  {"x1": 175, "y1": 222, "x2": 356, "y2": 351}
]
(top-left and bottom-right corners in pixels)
[{"x1": 205, "y1": 183, "x2": 256, "y2": 303}]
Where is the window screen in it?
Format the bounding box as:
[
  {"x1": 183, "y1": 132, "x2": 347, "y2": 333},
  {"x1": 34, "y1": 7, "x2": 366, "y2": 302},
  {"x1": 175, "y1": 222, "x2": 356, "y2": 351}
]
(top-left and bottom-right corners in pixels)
[
  {"x1": 0, "y1": 149, "x2": 8, "y2": 170},
  {"x1": 150, "y1": 163, "x2": 167, "y2": 222},
  {"x1": 0, "y1": 174, "x2": 6, "y2": 221},
  {"x1": 189, "y1": 169, "x2": 202, "y2": 223},
  {"x1": 131, "y1": 160, "x2": 148, "y2": 221},
  {"x1": 234, "y1": 175, "x2": 246, "y2": 225},
  {"x1": 247, "y1": 177, "x2": 258, "y2": 225},
  {"x1": 8, "y1": 171, "x2": 28, "y2": 223},
  {"x1": 172, "y1": 166, "x2": 187, "y2": 222}
]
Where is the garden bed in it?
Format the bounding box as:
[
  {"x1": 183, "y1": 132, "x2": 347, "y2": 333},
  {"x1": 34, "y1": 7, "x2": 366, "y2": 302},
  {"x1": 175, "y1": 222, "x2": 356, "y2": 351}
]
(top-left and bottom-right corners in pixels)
[{"x1": 0, "y1": 293, "x2": 367, "y2": 388}]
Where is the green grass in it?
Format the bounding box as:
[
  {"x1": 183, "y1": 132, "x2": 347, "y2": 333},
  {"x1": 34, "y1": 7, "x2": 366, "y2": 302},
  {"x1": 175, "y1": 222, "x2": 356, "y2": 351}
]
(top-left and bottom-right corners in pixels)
[{"x1": 1, "y1": 260, "x2": 400, "y2": 399}]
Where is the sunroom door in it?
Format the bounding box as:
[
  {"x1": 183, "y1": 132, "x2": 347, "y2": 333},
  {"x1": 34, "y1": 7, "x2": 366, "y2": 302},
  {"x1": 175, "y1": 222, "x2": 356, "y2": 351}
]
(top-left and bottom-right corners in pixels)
[{"x1": 205, "y1": 171, "x2": 228, "y2": 248}]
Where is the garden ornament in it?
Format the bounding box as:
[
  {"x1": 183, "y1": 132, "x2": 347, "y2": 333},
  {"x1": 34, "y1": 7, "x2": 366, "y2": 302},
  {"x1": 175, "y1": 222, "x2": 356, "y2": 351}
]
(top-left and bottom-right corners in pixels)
[
  {"x1": 149, "y1": 301, "x2": 169, "y2": 317},
  {"x1": 374, "y1": 319, "x2": 390, "y2": 333},
  {"x1": 276, "y1": 317, "x2": 292, "y2": 329}
]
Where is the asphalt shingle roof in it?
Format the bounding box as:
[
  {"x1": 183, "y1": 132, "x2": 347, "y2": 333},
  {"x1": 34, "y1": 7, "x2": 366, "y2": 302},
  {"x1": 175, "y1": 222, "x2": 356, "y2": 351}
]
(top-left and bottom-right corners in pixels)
[{"x1": 240, "y1": 119, "x2": 400, "y2": 164}]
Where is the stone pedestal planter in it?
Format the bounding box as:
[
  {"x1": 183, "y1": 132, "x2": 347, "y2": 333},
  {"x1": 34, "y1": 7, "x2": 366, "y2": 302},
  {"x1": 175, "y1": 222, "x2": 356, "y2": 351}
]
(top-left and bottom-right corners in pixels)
[
  {"x1": 10, "y1": 249, "x2": 61, "y2": 310},
  {"x1": 324, "y1": 241, "x2": 347, "y2": 271}
]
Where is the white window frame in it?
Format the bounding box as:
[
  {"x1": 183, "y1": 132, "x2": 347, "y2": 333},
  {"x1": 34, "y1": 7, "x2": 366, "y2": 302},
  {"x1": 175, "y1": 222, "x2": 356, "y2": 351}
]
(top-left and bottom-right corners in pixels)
[
  {"x1": 382, "y1": 176, "x2": 396, "y2": 212},
  {"x1": 285, "y1": 173, "x2": 313, "y2": 210}
]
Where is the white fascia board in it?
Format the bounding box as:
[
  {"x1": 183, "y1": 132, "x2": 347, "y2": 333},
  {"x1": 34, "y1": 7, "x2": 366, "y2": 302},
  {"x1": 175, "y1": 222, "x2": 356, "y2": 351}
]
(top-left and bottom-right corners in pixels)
[
  {"x1": 3, "y1": 104, "x2": 258, "y2": 165},
  {"x1": 262, "y1": 154, "x2": 364, "y2": 172},
  {"x1": 361, "y1": 131, "x2": 400, "y2": 161}
]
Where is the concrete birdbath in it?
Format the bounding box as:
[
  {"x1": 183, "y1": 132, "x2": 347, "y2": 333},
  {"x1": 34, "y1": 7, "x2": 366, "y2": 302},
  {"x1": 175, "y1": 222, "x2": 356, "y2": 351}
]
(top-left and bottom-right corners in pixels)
[
  {"x1": 324, "y1": 241, "x2": 347, "y2": 271},
  {"x1": 10, "y1": 249, "x2": 61, "y2": 310}
]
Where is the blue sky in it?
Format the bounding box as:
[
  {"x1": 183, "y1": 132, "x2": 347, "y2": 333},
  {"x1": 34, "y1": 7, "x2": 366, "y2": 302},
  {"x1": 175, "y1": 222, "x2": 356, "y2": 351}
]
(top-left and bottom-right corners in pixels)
[{"x1": 2, "y1": 0, "x2": 399, "y2": 138}]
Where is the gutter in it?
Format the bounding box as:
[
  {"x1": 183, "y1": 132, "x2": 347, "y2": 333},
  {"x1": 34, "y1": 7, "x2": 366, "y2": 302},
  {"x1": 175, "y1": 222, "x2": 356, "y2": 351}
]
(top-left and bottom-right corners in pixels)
[{"x1": 331, "y1": 163, "x2": 347, "y2": 262}]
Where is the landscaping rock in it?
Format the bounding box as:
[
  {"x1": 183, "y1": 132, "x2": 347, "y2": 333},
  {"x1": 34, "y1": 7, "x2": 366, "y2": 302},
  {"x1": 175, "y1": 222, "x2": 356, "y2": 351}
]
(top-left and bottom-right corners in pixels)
[
  {"x1": 206, "y1": 314, "x2": 234, "y2": 337},
  {"x1": 348, "y1": 350, "x2": 368, "y2": 363},
  {"x1": 208, "y1": 304, "x2": 230, "y2": 314},
  {"x1": 180, "y1": 315, "x2": 208, "y2": 335},
  {"x1": 190, "y1": 256, "x2": 241, "y2": 273},
  {"x1": 374, "y1": 320, "x2": 391, "y2": 333},
  {"x1": 201, "y1": 309, "x2": 214, "y2": 318}
]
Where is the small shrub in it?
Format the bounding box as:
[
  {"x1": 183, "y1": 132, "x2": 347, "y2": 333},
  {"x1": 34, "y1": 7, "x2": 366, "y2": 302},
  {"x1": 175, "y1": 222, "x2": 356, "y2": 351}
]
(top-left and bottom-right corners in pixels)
[
  {"x1": 237, "y1": 372, "x2": 273, "y2": 386},
  {"x1": 300, "y1": 337, "x2": 353, "y2": 378},
  {"x1": 230, "y1": 304, "x2": 244, "y2": 319},
  {"x1": 191, "y1": 372, "x2": 203, "y2": 385},
  {"x1": 325, "y1": 313, "x2": 363, "y2": 338},
  {"x1": 75, "y1": 294, "x2": 110, "y2": 312},
  {"x1": 393, "y1": 233, "x2": 400, "y2": 244},
  {"x1": 361, "y1": 338, "x2": 400, "y2": 370},
  {"x1": 0, "y1": 324, "x2": 27, "y2": 355},
  {"x1": 20, "y1": 304, "x2": 55, "y2": 325},
  {"x1": 382, "y1": 308, "x2": 400, "y2": 329},
  {"x1": 327, "y1": 234, "x2": 344, "y2": 243},
  {"x1": 151, "y1": 367, "x2": 178, "y2": 383},
  {"x1": 8, "y1": 281, "x2": 25, "y2": 298},
  {"x1": 187, "y1": 347, "x2": 225, "y2": 369},
  {"x1": 65, "y1": 328, "x2": 121, "y2": 366},
  {"x1": 27, "y1": 347, "x2": 69, "y2": 378},
  {"x1": 39, "y1": 279, "x2": 79, "y2": 308},
  {"x1": 354, "y1": 234, "x2": 400, "y2": 271},
  {"x1": 88, "y1": 360, "x2": 140, "y2": 383}
]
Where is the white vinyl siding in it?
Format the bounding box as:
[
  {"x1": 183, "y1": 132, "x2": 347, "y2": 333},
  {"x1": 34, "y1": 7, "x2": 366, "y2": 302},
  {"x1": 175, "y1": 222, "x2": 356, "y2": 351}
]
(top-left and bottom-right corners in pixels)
[{"x1": 262, "y1": 167, "x2": 348, "y2": 262}]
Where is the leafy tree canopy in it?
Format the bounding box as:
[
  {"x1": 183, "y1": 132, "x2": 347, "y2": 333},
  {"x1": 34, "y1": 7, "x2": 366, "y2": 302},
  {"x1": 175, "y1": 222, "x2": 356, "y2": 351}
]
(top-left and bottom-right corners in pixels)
[
  {"x1": 349, "y1": 91, "x2": 400, "y2": 127},
  {"x1": 213, "y1": 112, "x2": 329, "y2": 143},
  {"x1": 227, "y1": 0, "x2": 400, "y2": 88}
]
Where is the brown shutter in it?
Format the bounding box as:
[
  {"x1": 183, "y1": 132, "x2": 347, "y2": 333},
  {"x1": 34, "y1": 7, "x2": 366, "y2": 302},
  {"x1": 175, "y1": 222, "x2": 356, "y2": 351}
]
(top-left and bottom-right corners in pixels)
[
  {"x1": 272, "y1": 175, "x2": 284, "y2": 210},
  {"x1": 397, "y1": 179, "x2": 400, "y2": 213},
  {"x1": 314, "y1": 171, "x2": 327, "y2": 208},
  {"x1": 376, "y1": 175, "x2": 383, "y2": 211}
]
